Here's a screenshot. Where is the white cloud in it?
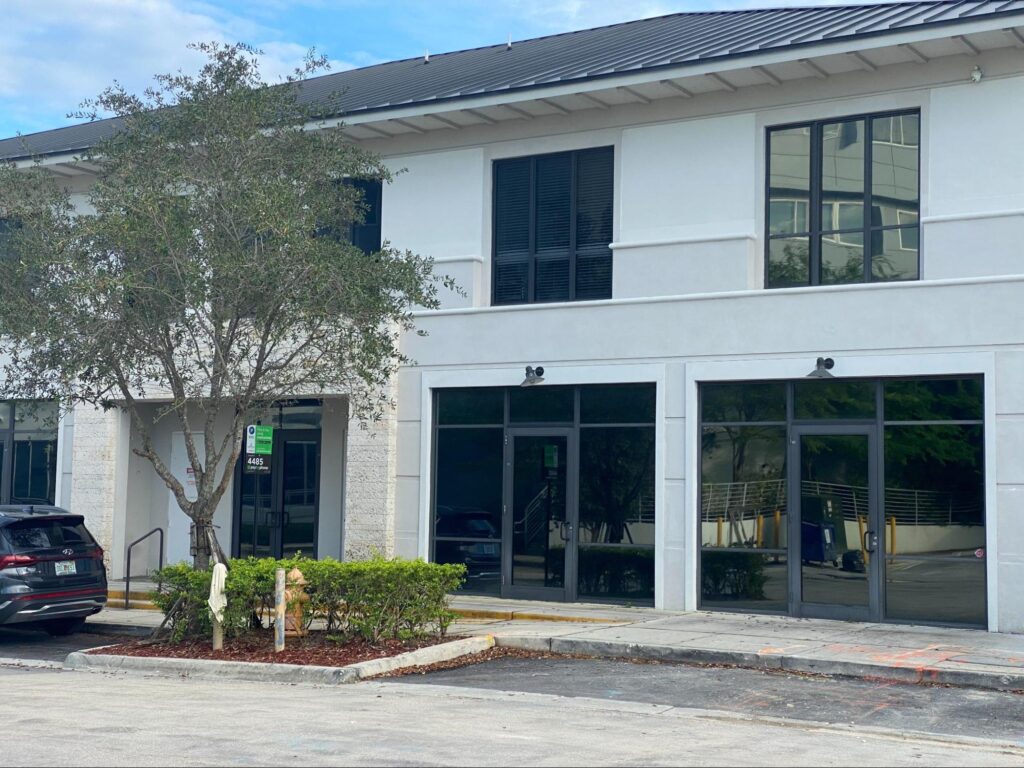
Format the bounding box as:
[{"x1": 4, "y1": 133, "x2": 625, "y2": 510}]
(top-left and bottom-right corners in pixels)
[{"x1": 0, "y1": 0, "x2": 353, "y2": 136}]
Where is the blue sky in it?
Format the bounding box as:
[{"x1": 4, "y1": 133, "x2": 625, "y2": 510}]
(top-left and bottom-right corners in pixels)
[{"x1": 0, "y1": 0, "x2": 872, "y2": 139}]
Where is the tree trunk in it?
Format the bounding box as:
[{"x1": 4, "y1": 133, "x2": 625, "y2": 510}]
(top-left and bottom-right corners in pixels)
[{"x1": 191, "y1": 516, "x2": 227, "y2": 571}]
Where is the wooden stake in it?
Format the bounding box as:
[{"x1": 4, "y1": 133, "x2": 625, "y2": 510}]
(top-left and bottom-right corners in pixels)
[{"x1": 274, "y1": 568, "x2": 286, "y2": 653}]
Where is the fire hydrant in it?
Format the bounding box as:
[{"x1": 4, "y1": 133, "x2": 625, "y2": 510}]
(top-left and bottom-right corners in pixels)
[{"x1": 283, "y1": 567, "x2": 310, "y2": 637}]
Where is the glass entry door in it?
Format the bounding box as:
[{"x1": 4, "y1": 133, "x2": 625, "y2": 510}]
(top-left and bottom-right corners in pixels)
[
  {"x1": 503, "y1": 430, "x2": 577, "y2": 600},
  {"x1": 236, "y1": 429, "x2": 321, "y2": 559},
  {"x1": 790, "y1": 426, "x2": 881, "y2": 621}
]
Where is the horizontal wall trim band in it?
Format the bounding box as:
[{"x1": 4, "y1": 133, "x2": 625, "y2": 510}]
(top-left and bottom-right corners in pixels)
[
  {"x1": 921, "y1": 208, "x2": 1024, "y2": 224},
  {"x1": 610, "y1": 233, "x2": 757, "y2": 250},
  {"x1": 432, "y1": 254, "x2": 486, "y2": 264},
  {"x1": 413, "y1": 272, "x2": 1024, "y2": 318}
]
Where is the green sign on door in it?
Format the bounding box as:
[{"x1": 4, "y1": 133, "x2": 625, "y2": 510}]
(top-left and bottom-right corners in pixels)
[{"x1": 253, "y1": 425, "x2": 273, "y2": 455}]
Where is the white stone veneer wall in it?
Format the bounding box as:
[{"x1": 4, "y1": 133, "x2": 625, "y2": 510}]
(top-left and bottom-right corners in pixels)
[
  {"x1": 342, "y1": 392, "x2": 398, "y2": 560},
  {"x1": 67, "y1": 404, "x2": 124, "y2": 572}
]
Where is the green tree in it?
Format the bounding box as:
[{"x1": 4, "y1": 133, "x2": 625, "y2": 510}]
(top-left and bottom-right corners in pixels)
[{"x1": 0, "y1": 43, "x2": 451, "y2": 568}]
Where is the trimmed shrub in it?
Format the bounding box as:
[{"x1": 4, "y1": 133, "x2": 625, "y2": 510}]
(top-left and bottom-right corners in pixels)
[{"x1": 152, "y1": 556, "x2": 466, "y2": 644}]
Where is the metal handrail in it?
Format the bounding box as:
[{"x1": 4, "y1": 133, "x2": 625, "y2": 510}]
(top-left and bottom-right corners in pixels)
[{"x1": 124, "y1": 527, "x2": 164, "y2": 610}]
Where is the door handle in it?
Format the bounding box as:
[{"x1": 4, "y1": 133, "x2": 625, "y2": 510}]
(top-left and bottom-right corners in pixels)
[{"x1": 863, "y1": 530, "x2": 878, "y2": 553}]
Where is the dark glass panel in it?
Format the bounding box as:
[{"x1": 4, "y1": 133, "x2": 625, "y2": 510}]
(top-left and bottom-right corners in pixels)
[
  {"x1": 886, "y1": 559, "x2": 985, "y2": 625},
  {"x1": 274, "y1": 404, "x2": 322, "y2": 430},
  {"x1": 511, "y1": 435, "x2": 567, "y2": 589},
  {"x1": 494, "y1": 158, "x2": 531, "y2": 255},
  {"x1": 883, "y1": 423, "x2": 985, "y2": 624},
  {"x1": 871, "y1": 227, "x2": 918, "y2": 281},
  {"x1": 701, "y1": 426, "x2": 787, "y2": 549},
  {"x1": 509, "y1": 387, "x2": 574, "y2": 423},
  {"x1": 12, "y1": 435, "x2": 58, "y2": 504},
  {"x1": 0, "y1": 403, "x2": 11, "y2": 431},
  {"x1": 535, "y1": 256, "x2": 570, "y2": 302},
  {"x1": 434, "y1": 429, "x2": 503, "y2": 539},
  {"x1": 578, "y1": 427, "x2": 655, "y2": 547},
  {"x1": 700, "y1": 551, "x2": 788, "y2": 612},
  {"x1": 580, "y1": 383, "x2": 655, "y2": 424},
  {"x1": 238, "y1": 471, "x2": 273, "y2": 559},
  {"x1": 575, "y1": 147, "x2": 613, "y2": 247},
  {"x1": 578, "y1": 546, "x2": 654, "y2": 602},
  {"x1": 768, "y1": 126, "x2": 811, "y2": 235},
  {"x1": 884, "y1": 377, "x2": 982, "y2": 422},
  {"x1": 348, "y1": 178, "x2": 382, "y2": 254},
  {"x1": 822, "y1": 119, "x2": 865, "y2": 200},
  {"x1": 493, "y1": 258, "x2": 529, "y2": 305},
  {"x1": 280, "y1": 440, "x2": 318, "y2": 559},
  {"x1": 768, "y1": 236, "x2": 809, "y2": 288},
  {"x1": 701, "y1": 381, "x2": 786, "y2": 423},
  {"x1": 799, "y1": 435, "x2": 870, "y2": 607},
  {"x1": 14, "y1": 401, "x2": 58, "y2": 431},
  {"x1": 794, "y1": 380, "x2": 876, "y2": 419},
  {"x1": 434, "y1": 539, "x2": 501, "y2": 595},
  {"x1": 820, "y1": 231, "x2": 864, "y2": 285},
  {"x1": 437, "y1": 388, "x2": 504, "y2": 425},
  {"x1": 574, "y1": 251, "x2": 612, "y2": 300},
  {"x1": 535, "y1": 153, "x2": 571, "y2": 252}
]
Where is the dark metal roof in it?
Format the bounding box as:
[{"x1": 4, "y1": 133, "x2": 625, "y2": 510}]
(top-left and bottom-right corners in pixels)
[{"x1": 2, "y1": 0, "x2": 1023, "y2": 161}]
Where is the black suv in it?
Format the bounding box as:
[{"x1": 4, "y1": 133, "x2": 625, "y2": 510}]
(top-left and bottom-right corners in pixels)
[{"x1": 0, "y1": 506, "x2": 107, "y2": 635}]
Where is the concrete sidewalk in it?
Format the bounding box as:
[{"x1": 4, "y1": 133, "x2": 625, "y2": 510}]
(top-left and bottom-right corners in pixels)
[{"x1": 86, "y1": 600, "x2": 1024, "y2": 692}]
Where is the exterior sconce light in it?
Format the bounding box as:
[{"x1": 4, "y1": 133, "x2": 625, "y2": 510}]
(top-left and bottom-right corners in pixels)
[
  {"x1": 970, "y1": 65, "x2": 984, "y2": 84},
  {"x1": 521, "y1": 365, "x2": 545, "y2": 386},
  {"x1": 807, "y1": 357, "x2": 835, "y2": 378}
]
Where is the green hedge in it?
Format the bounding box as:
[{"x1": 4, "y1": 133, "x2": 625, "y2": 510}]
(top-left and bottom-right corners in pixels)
[{"x1": 152, "y1": 556, "x2": 466, "y2": 644}]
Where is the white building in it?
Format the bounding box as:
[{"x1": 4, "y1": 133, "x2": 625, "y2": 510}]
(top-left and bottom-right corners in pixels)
[{"x1": 2, "y1": 1, "x2": 1023, "y2": 631}]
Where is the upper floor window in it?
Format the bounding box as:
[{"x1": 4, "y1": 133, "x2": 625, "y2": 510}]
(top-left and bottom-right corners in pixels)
[
  {"x1": 766, "y1": 110, "x2": 919, "y2": 288},
  {"x1": 493, "y1": 147, "x2": 613, "y2": 305},
  {"x1": 347, "y1": 178, "x2": 382, "y2": 254}
]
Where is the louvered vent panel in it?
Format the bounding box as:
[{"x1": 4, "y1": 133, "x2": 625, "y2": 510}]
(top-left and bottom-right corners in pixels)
[
  {"x1": 495, "y1": 158, "x2": 531, "y2": 256},
  {"x1": 535, "y1": 153, "x2": 571, "y2": 253},
  {"x1": 535, "y1": 257, "x2": 570, "y2": 302},
  {"x1": 576, "y1": 148, "x2": 614, "y2": 248}
]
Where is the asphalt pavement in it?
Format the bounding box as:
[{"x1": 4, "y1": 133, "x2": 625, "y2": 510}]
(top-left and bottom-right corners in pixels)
[
  {"x1": 398, "y1": 656, "x2": 1024, "y2": 744},
  {"x1": 0, "y1": 626, "x2": 114, "y2": 664}
]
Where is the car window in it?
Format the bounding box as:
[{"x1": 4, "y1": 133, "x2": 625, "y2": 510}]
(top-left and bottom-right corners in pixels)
[{"x1": 2, "y1": 519, "x2": 94, "y2": 552}]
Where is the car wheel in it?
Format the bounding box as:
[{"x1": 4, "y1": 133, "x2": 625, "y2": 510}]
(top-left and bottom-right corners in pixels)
[{"x1": 42, "y1": 618, "x2": 86, "y2": 637}]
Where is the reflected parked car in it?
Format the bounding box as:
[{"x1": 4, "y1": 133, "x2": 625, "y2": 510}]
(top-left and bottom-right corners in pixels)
[
  {"x1": 0, "y1": 505, "x2": 107, "y2": 636},
  {"x1": 435, "y1": 506, "x2": 501, "y2": 579}
]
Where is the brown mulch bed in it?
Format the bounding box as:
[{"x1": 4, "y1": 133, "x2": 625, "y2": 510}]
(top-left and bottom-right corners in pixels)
[{"x1": 89, "y1": 633, "x2": 450, "y2": 667}]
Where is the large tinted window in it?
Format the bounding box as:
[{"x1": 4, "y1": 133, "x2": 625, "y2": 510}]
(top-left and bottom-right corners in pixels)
[
  {"x1": 767, "y1": 111, "x2": 919, "y2": 288},
  {"x1": 493, "y1": 147, "x2": 614, "y2": 305},
  {"x1": 0, "y1": 402, "x2": 59, "y2": 506}
]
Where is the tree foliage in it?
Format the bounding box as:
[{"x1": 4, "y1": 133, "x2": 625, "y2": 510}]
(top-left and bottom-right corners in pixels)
[{"x1": 0, "y1": 43, "x2": 451, "y2": 566}]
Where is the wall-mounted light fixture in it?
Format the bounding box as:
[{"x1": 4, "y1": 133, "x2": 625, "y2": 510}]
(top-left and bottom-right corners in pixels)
[
  {"x1": 521, "y1": 365, "x2": 545, "y2": 386},
  {"x1": 970, "y1": 65, "x2": 984, "y2": 84},
  {"x1": 807, "y1": 357, "x2": 835, "y2": 378}
]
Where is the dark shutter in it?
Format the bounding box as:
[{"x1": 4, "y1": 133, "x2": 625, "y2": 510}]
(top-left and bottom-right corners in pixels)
[
  {"x1": 492, "y1": 147, "x2": 613, "y2": 305},
  {"x1": 494, "y1": 159, "x2": 531, "y2": 304},
  {"x1": 349, "y1": 179, "x2": 382, "y2": 254}
]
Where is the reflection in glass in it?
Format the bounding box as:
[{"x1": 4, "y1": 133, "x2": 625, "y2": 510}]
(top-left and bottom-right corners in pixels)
[
  {"x1": 883, "y1": 377, "x2": 982, "y2": 422},
  {"x1": 434, "y1": 429, "x2": 503, "y2": 539},
  {"x1": 509, "y1": 387, "x2": 574, "y2": 423},
  {"x1": 511, "y1": 436, "x2": 567, "y2": 590},
  {"x1": 14, "y1": 401, "x2": 58, "y2": 431},
  {"x1": 701, "y1": 551, "x2": 788, "y2": 612},
  {"x1": 871, "y1": 227, "x2": 918, "y2": 281},
  {"x1": 701, "y1": 426, "x2": 787, "y2": 549},
  {"x1": 872, "y1": 114, "x2": 919, "y2": 225},
  {"x1": 12, "y1": 435, "x2": 57, "y2": 504},
  {"x1": 701, "y1": 382, "x2": 786, "y2": 423},
  {"x1": 435, "y1": 540, "x2": 501, "y2": 596},
  {"x1": 273, "y1": 404, "x2": 322, "y2": 430},
  {"x1": 579, "y1": 383, "x2": 655, "y2": 424},
  {"x1": 768, "y1": 237, "x2": 809, "y2": 288},
  {"x1": 238, "y1": 471, "x2": 273, "y2": 559},
  {"x1": 821, "y1": 232, "x2": 864, "y2": 285},
  {"x1": 578, "y1": 547, "x2": 654, "y2": 602},
  {"x1": 768, "y1": 126, "x2": 811, "y2": 236},
  {"x1": 437, "y1": 389, "x2": 504, "y2": 425},
  {"x1": 578, "y1": 427, "x2": 655, "y2": 546},
  {"x1": 281, "y1": 440, "x2": 319, "y2": 559},
  {"x1": 800, "y1": 435, "x2": 870, "y2": 608},
  {"x1": 884, "y1": 424, "x2": 985, "y2": 624},
  {"x1": 794, "y1": 380, "x2": 876, "y2": 419},
  {"x1": 822, "y1": 119, "x2": 865, "y2": 198}
]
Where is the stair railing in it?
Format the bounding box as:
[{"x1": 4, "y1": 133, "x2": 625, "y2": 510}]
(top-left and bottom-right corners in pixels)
[{"x1": 124, "y1": 528, "x2": 164, "y2": 610}]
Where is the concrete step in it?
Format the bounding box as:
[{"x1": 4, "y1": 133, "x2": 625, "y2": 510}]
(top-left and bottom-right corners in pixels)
[{"x1": 107, "y1": 591, "x2": 160, "y2": 611}]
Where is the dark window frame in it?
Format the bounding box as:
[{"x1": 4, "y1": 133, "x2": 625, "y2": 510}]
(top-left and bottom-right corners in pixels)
[
  {"x1": 491, "y1": 146, "x2": 614, "y2": 305},
  {"x1": 347, "y1": 178, "x2": 383, "y2": 255},
  {"x1": 764, "y1": 108, "x2": 921, "y2": 288}
]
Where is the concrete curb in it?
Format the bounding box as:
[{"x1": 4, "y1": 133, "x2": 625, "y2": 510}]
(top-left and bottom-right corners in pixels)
[
  {"x1": 495, "y1": 635, "x2": 1024, "y2": 693},
  {"x1": 64, "y1": 634, "x2": 495, "y2": 685}
]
